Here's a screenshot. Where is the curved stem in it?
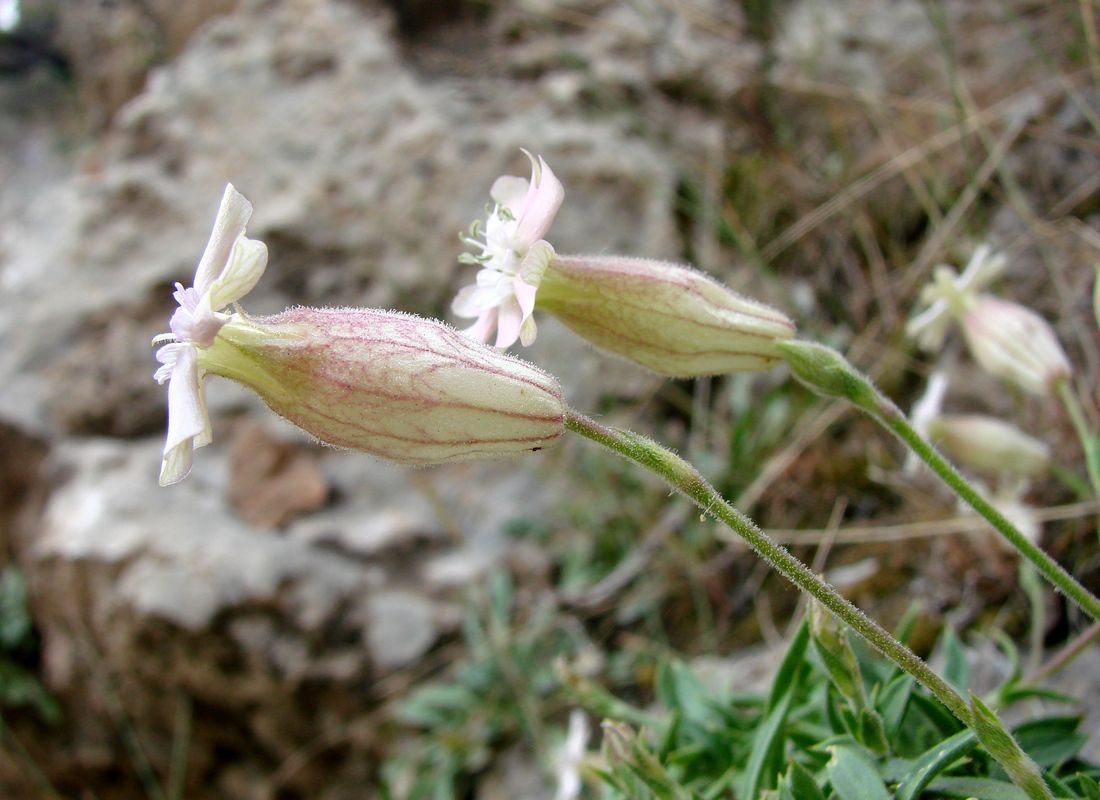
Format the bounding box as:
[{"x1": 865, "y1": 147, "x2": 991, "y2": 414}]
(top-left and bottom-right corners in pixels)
[
  {"x1": 776, "y1": 339, "x2": 1100, "y2": 625},
  {"x1": 564, "y1": 408, "x2": 1054, "y2": 798},
  {"x1": 1055, "y1": 378, "x2": 1100, "y2": 510},
  {"x1": 563, "y1": 409, "x2": 969, "y2": 722},
  {"x1": 877, "y1": 399, "x2": 1100, "y2": 623}
]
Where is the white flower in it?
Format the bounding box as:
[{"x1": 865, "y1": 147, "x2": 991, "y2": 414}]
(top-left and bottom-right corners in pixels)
[
  {"x1": 962, "y1": 296, "x2": 1071, "y2": 395},
  {"x1": 554, "y1": 710, "x2": 589, "y2": 800},
  {"x1": 152, "y1": 184, "x2": 268, "y2": 485},
  {"x1": 906, "y1": 244, "x2": 1006, "y2": 351},
  {"x1": 903, "y1": 370, "x2": 949, "y2": 475},
  {"x1": 452, "y1": 149, "x2": 563, "y2": 349}
]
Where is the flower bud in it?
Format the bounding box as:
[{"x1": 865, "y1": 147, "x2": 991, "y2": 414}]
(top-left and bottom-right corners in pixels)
[
  {"x1": 925, "y1": 415, "x2": 1050, "y2": 479},
  {"x1": 537, "y1": 254, "x2": 796, "y2": 377},
  {"x1": 962, "y1": 297, "x2": 1071, "y2": 395},
  {"x1": 200, "y1": 308, "x2": 564, "y2": 465}
]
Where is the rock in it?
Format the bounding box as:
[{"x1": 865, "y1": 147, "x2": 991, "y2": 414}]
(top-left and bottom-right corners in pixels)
[
  {"x1": 0, "y1": 0, "x2": 679, "y2": 440},
  {"x1": 225, "y1": 419, "x2": 329, "y2": 528}
]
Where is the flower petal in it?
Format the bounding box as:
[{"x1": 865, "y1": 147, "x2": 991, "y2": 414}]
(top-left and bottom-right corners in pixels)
[
  {"x1": 490, "y1": 175, "x2": 529, "y2": 212},
  {"x1": 513, "y1": 274, "x2": 538, "y2": 320},
  {"x1": 513, "y1": 155, "x2": 563, "y2": 250},
  {"x1": 518, "y1": 239, "x2": 554, "y2": 287},
  {"x1": 160, "y1": 344, "x2": 207, "y2": 485},
  {"x1": 451, "y1": 284, "x2": 483, "y2": 318},
  {"x1": 159, "y1": 439, "x2": 195, "y2": 486},
  {"x1": 495, "y1": 298, "x2": 523, "y2": 349},
  {"x1": 464, "y1": 309, "x2": 498, "y2": 344},
  {"x1": 206, "y1": 236, "x2": 268, "y2": 311},
  {"x1": 192, "y1": 183, "x2": 253, "y2": 297},
  {"x1": 519, "y1": 314, "x2": 537, "y2": 347}
]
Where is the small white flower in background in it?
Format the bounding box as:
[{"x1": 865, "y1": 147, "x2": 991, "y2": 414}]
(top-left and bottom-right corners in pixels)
[
  {"x1": 990, "y1": 491, "x2": 1042, "y2": 546},
  {"x1": 906, "y1": 244, "x2": 1006, "y2": 351},
  {"x1": 452, "y1": 149, "x2": 564, "y2": 349},
  {"x1": 926, "y1": 414, "x2": 1051, "y2": 480},
  {"x1": 903, "y1": 370, "x2": 949, "y2": 475},
  {"x1": 962, "y1": 296, "x2": 1071, "y2": 396},
  {"x1": 152, "y1": 184, "x2": 268, "y2": 486},
  {"x1": 554, "y1": 710, "x2": 590, "y2": 800},
  {"x1": 906, "y1": 244, "x2": 1070, "y2": 395}
]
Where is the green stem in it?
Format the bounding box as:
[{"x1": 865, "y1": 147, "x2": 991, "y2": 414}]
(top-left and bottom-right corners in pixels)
[
  {"x1": 564, "y1": 408, "x2": 1053, "y2": 799},
  {"x1": 1055, "y1": 377, "x2": 1100, "y2": 507},
  {"x1": 776, "y1": 339, "x2": 1100, "y2": 625},
  {"x1": 564, "y1": 409, "x2": 969, "y2": 722},
  {"x1": 878, "y1": 399, "x2": 1100, "y2": 624}
]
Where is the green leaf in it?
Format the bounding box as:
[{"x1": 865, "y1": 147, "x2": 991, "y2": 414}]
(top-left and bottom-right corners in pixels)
[
  {"x1": 857, "y1": 707, "x2": 890, "y2": 756},
  {"x1": 895, "y1": 728, "x2": 978, "y2": 800},
  {"x1": 893, "y1": 603, "x2": 921, "y2": 647},
  {"x1": 1012, "y1": 715, "x2": 1087, "y2": 769},
  {"x1": 909, "y1": 690, "x2": 964, "y2": 737},
  {"x1": 941, "y1": 627, "x2": 970, "y2": 693},
  {"x1": 741, "y1": 620, "x2": 810, "y2": 799},
  {"x1": 826, "y1": 745, "x2": 891, "y2": 800},
  {"x1": 784, "y1": 760, "x2": 826, "y2": 800},
  {"x1": 1074, "y1": 773, "x2": 1100, "y2": 800},
  {"x1": 767, "y1": 619, "x2": 810, "y2": 712},
  {"x1": 0, "y1": 568, "x2": 31, "y2": 649},
  {"x1": 877, "y1": 673, "x2": 914, "y2": 737},
  {"x1": 970, "y1": 693, "x2": 1053, "y2": 800},
  {"x1": 927, "y1": 776, "x2": 1030, "y2": 799},
  {"x1": 656, "y1": 660, "x2": 721, "y2": 727}
]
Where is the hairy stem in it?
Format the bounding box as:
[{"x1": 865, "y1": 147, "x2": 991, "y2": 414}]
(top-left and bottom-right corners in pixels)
[
  {"x1": 564, "y1": 407, "x2": 1053, "y2": 799},
  {"x1": 564, "y1": 409, "x2": 967, "y2": 718},
  {"x1": 1056, "y1": 378, "x2": 1100, "y2": 516},
  {"x1": 876, "y1": 397, "x2": 1100, "y2": 624}
]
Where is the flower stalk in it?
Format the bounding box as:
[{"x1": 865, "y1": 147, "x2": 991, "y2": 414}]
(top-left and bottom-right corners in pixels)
[
  {"x1": 1054, "y1": 377, "x2": 1100, "y2": 520},
  {"x1": 563, "y1": 407, "x2": 1050, "y2": 798},
  {"x1": 778, "y1": 340, "x2": 1100, "y2": 624}
]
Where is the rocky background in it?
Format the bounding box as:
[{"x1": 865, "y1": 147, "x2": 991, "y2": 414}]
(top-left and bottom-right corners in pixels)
[{"x1": 1, "y1": 0, "x2": 1099, "y2": 798}]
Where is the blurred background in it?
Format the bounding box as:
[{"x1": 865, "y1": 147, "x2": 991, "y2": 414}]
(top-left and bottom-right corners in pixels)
[{"x1": 1, "y1": 0, "x2": 1099, "y2": 797}]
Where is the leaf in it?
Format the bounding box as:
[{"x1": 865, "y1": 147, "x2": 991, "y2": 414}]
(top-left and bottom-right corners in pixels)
[
  {"x1": 927, "y1": 776, "x2": 1030, "y2": 799},
  {"x1": 0, "y1": 568, "x2": 31, "y2": 649},
  {"x1": 656, "y1": 660, "x2": 721, "y2": 727},
  {"x1": 784, "y1": 760, "x2": 827, "y2": 800},
  {"x1": 1011, "y1": 715, "x2": 1087, "y2": 769},
  {"x1": 741, "y1": 620, "x2": 810, "y2": 800},
  {"x1": 877, "y1": 673, "x2": 914, "y2": 737},
  {"x1": 1075, "y1": 774, "x2": 1100, "y2": 800},
  {"x1": 940, "y1": 627, "x2": 970, "y2": 694},
  {"x1": 909, "y1": 690, "x2": 965, "y2": 737},
  {"x1": 857, "y1": 707, "x2": 890, "y2": 756},
  {"x1": 970, "y1": 693, "x2": 1053, "y2": 800},
  {"x1": 767, "y1": 619, "x2": 810, "y2": 713},
  {"x1": 894, "y1": 728, "x2": 978, "y2": 800},
  {"x1": 826, "y1": 745, "x2": 891, "y2": 800}
]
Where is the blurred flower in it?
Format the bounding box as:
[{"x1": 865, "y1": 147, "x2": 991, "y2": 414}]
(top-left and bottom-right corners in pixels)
[
  {"x1": 152, "y1": 184, "x2": 268, "y2": 485},
  {"x1": 906, "y1": 245, "x2": 1070, "y2": 395},
  {"x1": 926, "y1": 414, "x2": 1051, "y2": 479},
  {"x1": 554, "y1": 710, "x2": 589, "y2": 800},
  {"x1": 907, "y1": 245, "x2": 1005, "y2": 351},
  {"x1": 903, "y1": 370, "x2": 949, "y2": 475},
  {"x1": 539, "y1": 254, "x2": 796, "y2": 376},
  {"x1": 453, "y1": 150, "x2": 563, "y2": 348},
  {"x1": 961, "y1": 296, "x2": 1071, "y2": 395}
]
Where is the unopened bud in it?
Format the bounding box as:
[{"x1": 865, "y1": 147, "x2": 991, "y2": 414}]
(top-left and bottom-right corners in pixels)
[
  {"x1": 537, "y1": 254, "x2": 795, "y2": 377},
  {"x1": 925, "y1": 415, "x2": 1050, "y2": 478},
  {"x1": 809, "y1": 601, "x2": 866, "y2": 707},
  {"x1": 775, "y1": 340, "x2": 880, "y2": 413},
  {"x1": 963, "y1": 297, "x2": 1071, "y2": 395},
  {"x1": 201, "y1": 308, "x2": 564, "y2": 465}
]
